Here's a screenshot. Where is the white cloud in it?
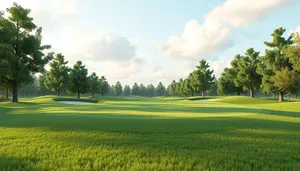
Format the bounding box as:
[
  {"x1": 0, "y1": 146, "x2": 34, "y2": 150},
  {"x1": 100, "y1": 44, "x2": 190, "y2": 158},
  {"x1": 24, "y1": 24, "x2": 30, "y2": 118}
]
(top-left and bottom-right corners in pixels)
[
  {"x1": 158, "y1": 0, "x2": 294, "y2": 59},
  {"x1": 211, "y1": 60, "x2": 231, "y2": 78},
  {"x1": 290, "y1": 25, "x2": 300, "y2": 34}
]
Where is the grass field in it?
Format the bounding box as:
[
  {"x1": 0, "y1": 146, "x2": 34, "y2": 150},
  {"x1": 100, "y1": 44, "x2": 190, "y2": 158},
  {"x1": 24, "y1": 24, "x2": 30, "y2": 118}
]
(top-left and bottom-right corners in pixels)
[{"x1": 0, "y1": 96, "x2": 300, "y2": 171}]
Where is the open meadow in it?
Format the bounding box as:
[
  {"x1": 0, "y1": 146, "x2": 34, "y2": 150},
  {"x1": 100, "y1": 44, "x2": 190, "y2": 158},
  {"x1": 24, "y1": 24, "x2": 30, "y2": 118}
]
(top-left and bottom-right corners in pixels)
[{"x1": 1, "y1": 96, "x2": 300, "y2": 171}]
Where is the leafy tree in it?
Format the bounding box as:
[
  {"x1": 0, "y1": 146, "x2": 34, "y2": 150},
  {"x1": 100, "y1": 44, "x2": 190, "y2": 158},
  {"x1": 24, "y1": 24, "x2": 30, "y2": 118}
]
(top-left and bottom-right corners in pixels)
[
  {"x1": 123, "y1": 85, "x2": 131, "y2": 96},
  {"x1": 207, "y1": 78, "x2": 218, "y2": 96},
  {"x1": 132, "y1": 83, "x2": 139, "y2": 96},
  {"x1": 156, "y1": 82, "x2": 165, "y2": 96},
  {"x1": 168, "y1": 80, "x2": 177, "y2": 97},
  {"x1": 217, "y1": 70, "x2": 236, "y2": 96},
  {"x1": 183, "y1": 78, "x2": 193, "y2": 97},
  {"x1": 99, "y1": 76, "x2": 109, "y2": 96},
  {"x1": 109, "y1": 85, "x2": 115, "y2": 96},
  {"x1": 44, "y1": 54, "x2": 69, "y2": 96},
  {"x1": 286, "y1": 33, "x2": 300, "y2": 71},
  {"x1": 146, "y1": 84, "x2": 155, "y2": 97},
  {"x1": 237, "y1": 48, "x2": 262, "y2": 97},
  {"x1": 175, "y1": 79, "x2": 184, "y2": 97},
  {"x1": 261, "y1": 27, "x2": 293, "y2": 101},
  {"x1": 69, "y1": 61, "x2": 89, "y2": 99},
  {"x1": 230, "y1": 55, "x2": 244, "y2": 95},
  {"x1": 274, "y1": 68, "x2": 300, "y2": 101},
  {"x1": 139, "y1": 84, "x2": 146, "y2": 96},
  {"x1": 88, "y1": 72, "x2": 100, "y2": 97},
  {"x1": 0, "y1": 3, "x2": 52, "y2": 102},
  {"x1": 114, "y1": 81, "x2": 123, "y2": 96},
  {"x1": 190, "y1": 60, "x2": 215, "y2": 97},
  {"x1": 37, "y1": 73, "x2": 51, "y2": 96}
]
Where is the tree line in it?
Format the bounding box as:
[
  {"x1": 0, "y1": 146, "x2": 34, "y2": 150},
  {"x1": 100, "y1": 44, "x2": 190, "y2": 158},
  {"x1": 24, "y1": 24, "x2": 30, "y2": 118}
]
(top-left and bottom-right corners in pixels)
[{"x1": 168, "y1": 27, "x2": 300, "y2": 101}]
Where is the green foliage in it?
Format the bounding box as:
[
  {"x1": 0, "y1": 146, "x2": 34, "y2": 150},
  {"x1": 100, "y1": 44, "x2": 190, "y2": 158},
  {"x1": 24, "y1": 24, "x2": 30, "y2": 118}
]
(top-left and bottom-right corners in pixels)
[
  {"x1": 114, "y1": 81, "x2": 123, "y2": 96},
  {"x1": 69, "y1": 61, "x2": 89, "y2": 98},
  {"x1": 36, "y1": 73, "x2": 48, "y2": 95},
  {"x1": 237, "y1": 48, "x2": 262, "y2": 97},
  {"x1": 218, "y1": 69, "x2": 236, "y2": 96},
  {"x1": 123, "y1": 85, "x2": 131, "y2": 96},
  {"x1": 274, "y1": 68, "x2": 300, "y2": 96},
  {"x1": 45, "y1": 54, "x2": 70, "y2": 96},
  {"x1": 190, "y1": 59, "x2": 215, "y2": 97},
  {"x1": 168, "y1": 80, "x2": 177, "y2": 97},
  {"x1": 139, "y1": 84, "x2": 146, "y2": 96},
  {"x1": 146, "y1": 84, "x2": 155, "y2": 97},
  {"x1": 230, "y1": 55, "x2": 244, "y2": 95},
  {"x1": 109, "y1": 85, "x2": 115, "y2": 96},
  {"x1": 156, "y1": 82, "x2": 165, "y2": 96},
  {"x1": 183, "y1": 78, "x2": 194, "y2": 97},
  {"x1": 286, "y1": 33, "x2": 300, "y2": 71},
  {"x1": 175, "y1": 79, "x2": 184, "y2": 97},
  {"x1": 99, "y1": 76, "x2": 109, "y2": 96},
  {"x1": 0, "y1": 3, "x2": 52, "y2": 102},
  {"x1": 0, "y1": 96, "x2": 300, "y2": 170},
  {"x1": 88, "y1": 73, "x2": 100, "y2": 97},
  {"x1": 132, "y1": 83, "x2": 139, "y2": 96}
]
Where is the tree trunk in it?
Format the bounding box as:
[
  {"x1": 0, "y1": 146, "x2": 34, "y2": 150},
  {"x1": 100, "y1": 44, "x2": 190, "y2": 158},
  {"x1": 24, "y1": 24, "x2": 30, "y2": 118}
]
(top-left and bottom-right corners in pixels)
[
  {"x1": 77, "y1": 92, "x2": 80, "y2": 99},
  {"x1": 202, "y1": 89, "x2": 204, "y2": 97},
  {"x1": 5, "y1": 88, "x2": 9, "y2": 100},
  {"x1": 279, "y1": 91, "x2": 284, "y2": 102},
  {"x1": 12, "y1": 82, "x2": 18, "y2": 103},
  {"x1": 249, "y1": 88, "x2": 254, "y2": 98}
]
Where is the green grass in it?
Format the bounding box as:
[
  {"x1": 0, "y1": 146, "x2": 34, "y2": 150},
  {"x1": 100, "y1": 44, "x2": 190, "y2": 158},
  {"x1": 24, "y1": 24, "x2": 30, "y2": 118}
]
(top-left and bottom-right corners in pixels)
[{"x1": 0, "y1": 96, "x2": 300, "y2": 170}]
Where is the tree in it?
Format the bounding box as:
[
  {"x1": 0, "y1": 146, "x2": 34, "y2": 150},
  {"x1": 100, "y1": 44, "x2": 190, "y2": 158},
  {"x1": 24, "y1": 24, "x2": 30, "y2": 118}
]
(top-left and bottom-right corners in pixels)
[
  {"x1": 123, "y1": 85, "x2": 131, "y2": 96},
  {"x1": 69, "y1": 61, "x2": 89, "y2": 98},
  {"x1": 286, "y1": 33, "x2": 300, "y2": 71},
  {"x1": 230, "y1": 55, "x2": 244, "y2": 95},
  {"x1": 183, "y1": 78, "x2": 193, "y2": 97},
  {"x1": 37, "y1": 73, "x2": 50, "y2": 96},
  {"x1": 109, "y1": 85, "x2": 115, "y2": 96},
  {"x1": 114, "y1": 81, "x2": 123, "y2": 96},
  {"x1": 44, "y1": 54, "x2": 69, "y2": 96},
  {"x1": 0, "y1": 3, "x2": 52, "y2": 102},
  {"x1": 217, "y1": 70, "x2": 236, "y2": 96},
  {"x1": 207, "y1": 78, "x2": 218, "y2": 96},
  {"x1": 274, "y1": 68, "x2": 300, "y2": 101},
  {"x1": 176, "y1": 79, "x2": 184, "y2": 97},
  {"x1": 261, "y1": 27, "x2": 293, "y2": 101},
  {"x1": 99, "y1": 76, "x2": 109, "y2": 96},
  {"x1": 132, "y1": 83, "x2": 139, "y2": 96},
  {"x1": 237, "y1": 48, "x2": 262, "y2": 97},
  {"x1": 156, "y1": 82, "x2": 165, "y2": 96},
  {"x1": 168, "y1": 80, "x2": 177, "y2": 97},
  {"x1": 139, "y1": 84, "x2": 146, "y2": 96},
  {"x1": 190, "y1": 60, "x2": 215, "y2": 97},
  {"x1": 88, "y1": 72, "x2": 100, "y2": 97},
  {"x1": 146, "y1": 84, "x2": 155, "y2": 97}
]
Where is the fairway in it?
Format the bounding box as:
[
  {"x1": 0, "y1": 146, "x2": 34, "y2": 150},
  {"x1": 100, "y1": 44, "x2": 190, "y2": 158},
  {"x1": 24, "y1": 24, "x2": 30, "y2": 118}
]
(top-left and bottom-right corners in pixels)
[{"x1": 1, "y1": 96, "x2": 300, "y2": 171}]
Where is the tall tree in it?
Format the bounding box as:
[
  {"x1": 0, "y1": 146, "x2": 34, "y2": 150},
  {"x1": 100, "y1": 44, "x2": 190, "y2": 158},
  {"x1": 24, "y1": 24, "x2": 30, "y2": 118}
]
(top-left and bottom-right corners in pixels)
[
  {"x1": 274, "y1": 68, "x2": 299, "y2": 101},
  {"x1": 217, "y1": 70, "x2": 236, "y2": 96},
  {"x1": 237, "y1": 48, "x2": 262, "y2": 97},
  {"x1": 286, "y1": 32, "x2": 300, "y2": 71},
  {"x1": 88, "y1": 72, "x2": 100, "y2": 97},
  {"x1": 190, "y1": 60, "x2": 215, "y2": 97},
  {"x1": 44, "y1": 54, "x2": 69, "y2": 96},
  {"x1": 114, "y1": 81, "x2": 123, "y2": 96},
  {"x1": 176, "y1": 79, "x2": 184, "y2": 97},
  {"x1": 123, "y1": 85, "x2": 131, "y2": 96},
  {"x1": 132, "y1": 83, "x2": 139, "y2": 96},
  {"x1": 69, "y1": 61, "x2": 89, "y2": 99},
  {"x1": 168, "y1": 80, "x2": 177, "y2": 97},
  {"x1": 99, "y1": 76, "x2": 109, "y2": 96},
  {"x1": 156, "y1": 82, "x2": 165, "y2": 96},
  {"x1": 139, "y1": 84, "x2": 146, "y2": 96},
  {"x1": 261, "y1": 27, "x2": 293, "y2": 101},
  {"x1": 0, "y1": 3, "x2": 52, "y2": 102},
  {"x1": 146, "y1": 84, "x2": 155, "y2": 97},
  {"x1": 230, "y1": 55, "x2": 244, "y2": 95},
  {"x1": 183, "y1": 78, "x2": 193, "y2": 97}
]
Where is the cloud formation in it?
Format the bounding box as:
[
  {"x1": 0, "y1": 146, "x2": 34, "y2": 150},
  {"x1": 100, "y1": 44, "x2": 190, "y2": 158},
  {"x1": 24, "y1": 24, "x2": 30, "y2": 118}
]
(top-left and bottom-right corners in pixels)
[{"x1": 158, "y1": 0, "x2": 294, "y2": 59}]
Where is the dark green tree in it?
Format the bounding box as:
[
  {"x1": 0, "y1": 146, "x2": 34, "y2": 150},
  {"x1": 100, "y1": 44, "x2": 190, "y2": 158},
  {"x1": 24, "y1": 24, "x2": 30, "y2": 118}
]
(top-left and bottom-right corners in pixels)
[
  {"x1": 156, "y1": 82, "x2": 165, "y2": 96},
  {"x1": 261, "y1": 27, "x2": 293, "y2": 101},
  {"x1": 190, "y1": 60, "x2": 215, "y2": 97},
  {"x1": 168, "y1": 80, "x2": 177, "y2": 97},
  {"x1": 183, "y1": 78, "x2": 193, "y2": 97},
  {"x1": 237, "y1": 48, "x2": 262, "y2": 97},
  {"x1": 114, "y1": 81, "x2": 123, "y2": 96},
  {"x1": 123, "y1": 85, "x2": 131, "y2": 96},
  {"x1": 99, "y1": 76, "x2": 109, "y2": 96},
  {"x1": 139, "y1": 84, "x2": 146, "y2": 96},
  {"x1": 88, "y1": 72, "x2": 100, "y2": 97},
  {"x1": 69, "y1": 61, "x2": 89, "y2": 99},
  {"x1": 44, "y1": 54, "x2": 69, "y2": 96},
  {"x1": 0, "y1": 3, "x2": 52, "y2": 102},
  {"x1": 217, "y1": 70, "x2": 236, "y2": 96},
  {"x1": 132, "y1": 83, "x2": 139, "y2": 96},
  {"x1": 230, "y1": 55, "x2": 244, "y2": 95},
  {"x1": 146, "y1": 84, "x2": 155, "y2": 97},
  {"x1": 286, "y1": 33, "x2": 300, "y2": 71}
]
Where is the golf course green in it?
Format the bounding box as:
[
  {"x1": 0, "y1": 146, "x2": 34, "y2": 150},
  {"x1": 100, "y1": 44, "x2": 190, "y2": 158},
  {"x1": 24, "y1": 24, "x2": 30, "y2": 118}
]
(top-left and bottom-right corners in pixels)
[{"x1": 0, "y1": 96, "x2": 300, "y2": 170}]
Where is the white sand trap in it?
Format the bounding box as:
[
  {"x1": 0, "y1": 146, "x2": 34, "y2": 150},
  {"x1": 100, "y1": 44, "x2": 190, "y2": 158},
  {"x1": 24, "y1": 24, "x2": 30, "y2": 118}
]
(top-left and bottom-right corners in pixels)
[
  {"x1": 58, "y1": 101, "x2": 94, "y2": 105},
  {"x1": 193, "y1": 99, "x2": 220, "y2": 102}
]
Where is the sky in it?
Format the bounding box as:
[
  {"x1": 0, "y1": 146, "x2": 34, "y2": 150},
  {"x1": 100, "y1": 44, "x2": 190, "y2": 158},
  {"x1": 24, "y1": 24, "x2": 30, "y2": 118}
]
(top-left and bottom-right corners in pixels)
[{"x1": 1, "y1": 0, "x2": 300, "y2": 86}]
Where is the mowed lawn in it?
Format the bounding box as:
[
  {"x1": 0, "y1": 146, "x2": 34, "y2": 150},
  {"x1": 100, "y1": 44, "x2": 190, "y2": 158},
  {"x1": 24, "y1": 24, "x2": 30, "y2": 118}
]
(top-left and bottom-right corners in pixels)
[{"x1": 0, "y1": 96, "x2": 300, "y2": 171}]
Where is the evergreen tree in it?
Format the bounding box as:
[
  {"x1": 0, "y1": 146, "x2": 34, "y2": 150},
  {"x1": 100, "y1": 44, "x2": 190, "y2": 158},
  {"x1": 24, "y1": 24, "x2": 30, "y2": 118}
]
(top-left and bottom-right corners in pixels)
[
  {"x1": 217, "y1": 70, "x2": 236, "y2": 96},
  {"x1": 146, "y1": 84, "x2": 155, "y2": 97},
  {"x1": 156, "y1": 82, "x2": 165, "y2": 96},
  {"x1": 286, "y1": 32, "x2": 300, "y2": 71},
  {"x1": 45, "y1": 54, "x2": 70, "y2": 96},
  {"x1": 168, "y1": 80, "x2": 177, "y2": 97},
  {"x1": 183, "y1": 78, "x2": 193, "y2": 97},
  {"x1": 88, "y1": 72, "x2": 100, "y2": 97},
  {"x1": 230, "y1": 55, "x2": 244, "y2": 95},
  {"x1": 139, "y1": 84, "x2": 146, "y2": 96},
  {"x1": 99, "y1": 76, "x2": 109, "y2": 96},
  {"x1": 114, "y1": 81, "x2": 123, "y2": 96},
  {"x1": 123, "y1": 85, "x2": 131, "y2": 96},
  {"x1": 132, "y1": 83, "x2": 139, "y2": 96},
  {"x1": 69, "y1": 61, "x2": 89, "y2": 99}
]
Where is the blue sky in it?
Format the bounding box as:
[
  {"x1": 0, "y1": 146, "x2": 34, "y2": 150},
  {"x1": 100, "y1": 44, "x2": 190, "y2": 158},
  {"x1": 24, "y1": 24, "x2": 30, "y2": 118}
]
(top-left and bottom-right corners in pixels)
[{"x1": 1, "y1": 0, "x2": 299, "y2": 86}]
